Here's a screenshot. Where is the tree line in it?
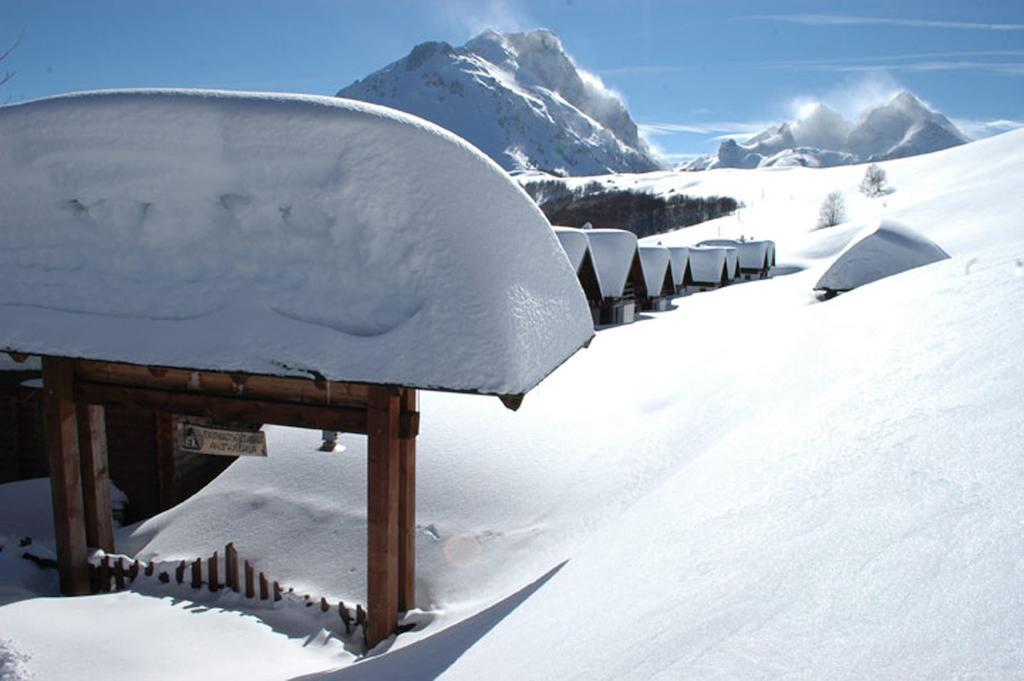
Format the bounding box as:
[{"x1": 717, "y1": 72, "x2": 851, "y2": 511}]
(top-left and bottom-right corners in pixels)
[{"x1": 522, "y1": 179, "x2": 739, "y2": 239}]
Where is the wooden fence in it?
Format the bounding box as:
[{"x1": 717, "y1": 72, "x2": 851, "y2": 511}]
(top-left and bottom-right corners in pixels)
[
  {"x1": 9, "y1": 537, "x2": 366, "y2": 637},
  {"x1": 87, "y1": 542, "x2": 367, "y2": 635}
]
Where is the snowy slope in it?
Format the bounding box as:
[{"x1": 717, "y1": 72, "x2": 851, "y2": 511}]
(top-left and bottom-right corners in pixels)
[
  {"x1": 3, "y1": 130, "x2": 1024, "y2": 680},
  {"x1": 0, "y1": 89, "x2": 593, "y2": 397},
  {"x1": 338, "y1": 30, "x2": 663, "y2": 176},
  {"x1": 683, "y1": 92, "x2": 969, "y2": 170}
]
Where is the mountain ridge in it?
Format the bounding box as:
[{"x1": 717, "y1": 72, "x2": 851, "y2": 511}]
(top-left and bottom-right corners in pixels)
[
  {"x1": 337, "y1": 29, "x2": 664, "y2": 176},
  {"x1": 683, "y1": 92, "x2": 969, "y2": 171}
]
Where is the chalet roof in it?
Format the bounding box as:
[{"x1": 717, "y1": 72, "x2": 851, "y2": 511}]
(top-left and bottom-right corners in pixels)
[
  {"x1": 667, "y1": 247, "x2": 690, "y2": 287},
  {"x1": 688, "y1": 246, "x2": 734, "y2": 284},
  {"x1": 586, "y1": 229, "x2": 639, "y2": 299},
  {"x1": 698, "y1": 239, "x2": 773, "y2": 270},
  {"x1": 815, "y1": 220, "x2": 949, "y2": 292},
  {"x1": 553, "y1": 226, "x2": 593, "y2": 274},
  {"x1": 637, "y1": 246, "x2": 671, "y2": 297},
  {"x1": 0, "y1": 90, "x2": 594, "y2": 398}
]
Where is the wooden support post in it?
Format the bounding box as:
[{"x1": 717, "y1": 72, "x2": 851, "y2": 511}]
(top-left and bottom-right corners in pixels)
[
  {"x1": 225, "y1": 543, "x2": 239, "y2": 593},
  {"x1": 398, "y1": 388, "x2": 417, "y2": 612},
  {"x1": 42, "y1": 356, "x2": 90, "y2": 596},
  {"x1": 77, "y1": 404, "x2": 115, "y2": 552},
  {"x1": 366, "y1": 385, "x2": 401, "y2": 649}
]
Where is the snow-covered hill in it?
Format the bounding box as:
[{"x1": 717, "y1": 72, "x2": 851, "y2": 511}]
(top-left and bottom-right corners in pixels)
[
  {"x1": 3, "y1": 124, "x2": 1023, "y2": 680},
  {"x1": 337, "y1": 29, "x2": 664, "y2": 176},
  {"x1": 684, "y1": 91, "x2": 969, "y2": 170}
]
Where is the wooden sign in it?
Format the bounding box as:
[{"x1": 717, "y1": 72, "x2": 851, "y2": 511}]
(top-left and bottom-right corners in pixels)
[{"x1": 177, "y1": 422, "x2": 267, "y2": 457}]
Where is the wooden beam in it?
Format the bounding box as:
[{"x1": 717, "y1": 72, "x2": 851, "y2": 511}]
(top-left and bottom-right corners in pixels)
[
  {"x1": 76, "y1": 404, "x2": 114, "y2": 552},
  {"x1": 365, "y1": 385, "x2": 401, "y2": 649},
  {"x1": 74, "y1": 360, "x2": 369, "y2": 408},
  {"x1": 42, "y1": 357, "x2": 90, "y2": 595},
  {"x1": 75, "y1": 382, "x2": 369, "y2": 434},
  {"x1": 398, "y1": 388, "x2": 417, "y2": 612}
]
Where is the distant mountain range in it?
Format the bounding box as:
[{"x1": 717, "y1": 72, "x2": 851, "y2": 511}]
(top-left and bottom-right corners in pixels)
[
  {"x1": 682, "y1": 92, "x2": 970, "y2": 171},
  {"x1": 337, "y1": 29, "x2": 664, "y2": 176}
]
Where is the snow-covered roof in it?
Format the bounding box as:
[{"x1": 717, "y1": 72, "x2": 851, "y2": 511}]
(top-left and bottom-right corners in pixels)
[
  {"x1": 815, "y1": 220, "x2": 949, "y2": 292},
  {"x1": 698, "y1": 239, "x2": 772, "y2": 270},
  {"x1": 688, "y1": 246, "x2": 733, "y2": 284},
  {"x1": 637, "y1": 245, "x2": 671, "y2": 297},
  {"x1": 586, "y1": 229, "x2": 639, "y2": 299},
  {"x1": 552, "y1": 226, "x2": 591, "y2": 273},
  {"x1": 0, "y1": 90, "x2": 594, "y2": 398},
  {"x1": 667, "y1": 247, "x2": 690, "y2": 286}
]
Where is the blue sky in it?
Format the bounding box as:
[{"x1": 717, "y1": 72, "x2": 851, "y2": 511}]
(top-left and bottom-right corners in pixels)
[{"x1": 2, "y1": 0, "x2": 1022, "y2": 161}]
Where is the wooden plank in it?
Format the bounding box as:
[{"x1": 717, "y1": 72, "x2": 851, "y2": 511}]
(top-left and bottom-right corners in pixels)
[
  {"x1": 209, "y1": 551, "x2": 220, "y2": 591},
  {"x1": 366, "y1": 385, "x2": 401, "y2": 649},
  {"x1": 75, "y1": 382, "x2": 369, "y2": 434},
  {"x1": 245, "y1": 560, "x2": 255, "y2": 598},
  {"x1": 76, "y1": 404, "x2": 115, "y2": 552},
  {"x1": 225, "y1": 543, "x2": 239, "y2": 592},
  {"x1": 74, "y1": 360, "x2": 369, "y2": 408},
  {"x1": 398, "y1": 388, "x2": 417, "y2": 612},
  {"x1": 42, "y1": 356, "x2": 90, "y2": 596}
]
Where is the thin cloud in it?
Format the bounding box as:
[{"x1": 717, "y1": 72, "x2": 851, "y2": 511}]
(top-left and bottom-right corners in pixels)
[
  {"x1": 951, "y1": 118, "x2": 1024, "y2": 139},
  {"x1": 443, "y1": 0, "x2": 532, "y2": 36},
  {"x1": 640, "y1": 121, "x2": 771, "y2": 137},
  {"x1": 760, "y1": 49, "x2": 1024, "y2": 68},
  {"x1": 749, "y1": 14, "x2": 1024, "y2": 31},
  {"x1": 599, "y1": 65, "x2": 693, "y2": 76},
  {"x1": 779, "y1": 61, "x2": 1024, "y2": 77}
]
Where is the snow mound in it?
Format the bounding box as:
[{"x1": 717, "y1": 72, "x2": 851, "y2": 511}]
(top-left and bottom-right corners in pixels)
[
  {"x1": 586, "y1": 229, "x2": 638, "y2": 298},
  {"x1": 816, "y1": 220, "x2": 950, "y2": 292},
  {"x1": 0, "y1": 89, "x2": 593, "y2": 397}
]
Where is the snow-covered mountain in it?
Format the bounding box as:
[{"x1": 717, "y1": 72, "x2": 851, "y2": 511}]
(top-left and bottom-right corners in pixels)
[
  {"x1": 337, "y1": 29, "x2": 664, "y2": 176},
  {"x1": 683, "y1": 91, "x2": 969, "y2": 170}
]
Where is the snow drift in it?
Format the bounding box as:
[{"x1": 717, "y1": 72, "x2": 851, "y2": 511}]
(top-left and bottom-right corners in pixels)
[
  {"x1": 0, "y1": 89, "x2": 594, "y2": 397},
  {"x1": 816, "y1": 220, "x2": 950, "y2": 293}
]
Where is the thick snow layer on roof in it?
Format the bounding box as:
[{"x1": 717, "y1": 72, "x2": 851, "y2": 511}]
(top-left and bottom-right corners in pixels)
[
  {"x1": 586, "y1": 229, "x2": 638, "y2": 299},
  {"x1": 688, "y1": 246, "x2": 732, "y2": 284},
  {"x1": 637, "y1": 245, "x2": 670, "y2": 297},
  {"x1": 816, "y1": 220, "x2": 949, "y2": 292},
  {"x1": 699, "y1": 238, "x2": 772, "y2": 270},
  {"x1": 552, "y1": 226, "x2": 590, "y2": 273},
  {"x1": 0, "y1": 90, "x2": 593, "y2": 397},
  {"x1": 667, "y1": 247, "x2": 690, "y2": 286}
]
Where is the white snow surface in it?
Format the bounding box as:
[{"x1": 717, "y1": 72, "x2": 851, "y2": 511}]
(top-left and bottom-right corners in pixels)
[
  {"x1": 0, "y1": 89, "x2": 593, "y2": 397},
  {"x1": 816, "y1": 220, "x2": 950, "y2": 291},
  {"x1": 3, "y1": 128, "x2": 1024, "y2": 681},
  {"x1": 585, "y1": 228, "x2": 638, "y2": 299},
  {"x1": 637, "y1": 245, "x2": 670, "y2": 296}
]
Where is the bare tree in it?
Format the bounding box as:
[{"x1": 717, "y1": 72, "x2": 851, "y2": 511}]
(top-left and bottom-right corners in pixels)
[
  {"x1": 817, "y1": 190, "x2": 847, "y2": 229},
  {"x1": 859, "y1": 163, "x2": 889, "y2": 198},
  {"x1": 1, "y1": 32, "x2": 22, "y2": 88}
]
